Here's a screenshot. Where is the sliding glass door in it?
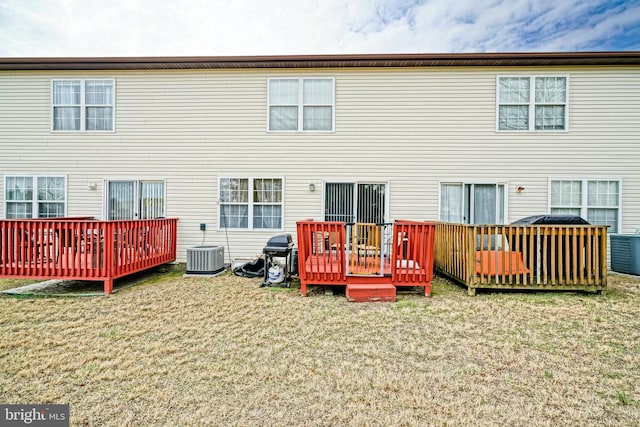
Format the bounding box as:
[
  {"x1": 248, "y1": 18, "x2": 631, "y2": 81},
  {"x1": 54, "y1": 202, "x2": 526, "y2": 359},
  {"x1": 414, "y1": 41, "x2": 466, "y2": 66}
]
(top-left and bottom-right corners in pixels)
[
  {"x1": 324, "y1": 182, "x2": 387, "y2": 223},
  {"x1": 106, "y1": 180, "x2": 165, "y2": 220},
  {"x1": 440, "y1": 183, "x2": 505, "y2": 224}
]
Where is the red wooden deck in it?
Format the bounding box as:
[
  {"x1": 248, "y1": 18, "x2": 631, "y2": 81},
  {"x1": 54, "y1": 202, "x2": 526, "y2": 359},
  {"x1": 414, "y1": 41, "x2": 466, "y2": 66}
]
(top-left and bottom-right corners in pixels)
[
  {"x1": 0, "y1": 218, "x2": 178, "y2": 294},
  {"x1": 296, "y1": 220, "x2": 436, "y2": 301}
]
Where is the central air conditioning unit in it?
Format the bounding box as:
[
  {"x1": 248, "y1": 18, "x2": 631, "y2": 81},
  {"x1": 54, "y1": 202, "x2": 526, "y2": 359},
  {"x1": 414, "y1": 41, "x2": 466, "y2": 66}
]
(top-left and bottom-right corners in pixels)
[{"x1": 186, "y1": 246, "x2": 225, "y2": 274}]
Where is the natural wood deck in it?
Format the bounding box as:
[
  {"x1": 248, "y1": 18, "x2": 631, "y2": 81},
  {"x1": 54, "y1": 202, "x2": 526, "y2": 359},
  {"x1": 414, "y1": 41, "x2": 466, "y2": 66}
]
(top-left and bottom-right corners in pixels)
[{"x1": 434, "y1": 222, "x2": 608, "y2": 295}]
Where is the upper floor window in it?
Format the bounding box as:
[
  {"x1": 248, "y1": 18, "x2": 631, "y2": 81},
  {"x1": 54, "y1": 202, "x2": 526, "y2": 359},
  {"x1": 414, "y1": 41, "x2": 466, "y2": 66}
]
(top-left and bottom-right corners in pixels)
[
  {"x1": 5, "y1": 176, "x2": 66, "y2": 218},
  {"x1": 219, "y1": 177, "x2": 283, "y2": 230},
  {"x1": 52, "y1": 79, "x2": 114, "y2": 131},
  {"x1": 268, "y1": 78, "x2": 334, "y2": 132},
  {"x1": 550, "y1": 179, "x2": 620, "y2": 233},
  {"x1": 497, "y1": 76, "x2": 567, "y2": 131}
]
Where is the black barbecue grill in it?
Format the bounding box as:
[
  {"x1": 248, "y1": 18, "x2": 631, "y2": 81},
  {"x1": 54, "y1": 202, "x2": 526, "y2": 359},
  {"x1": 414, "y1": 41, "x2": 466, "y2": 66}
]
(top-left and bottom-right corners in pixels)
[
  {"x1": 262, "y1": 234, "x2": 295, "y2": 287},
  {"x1": 263, "y1": 234, "x2": 294, "y2": 256}
]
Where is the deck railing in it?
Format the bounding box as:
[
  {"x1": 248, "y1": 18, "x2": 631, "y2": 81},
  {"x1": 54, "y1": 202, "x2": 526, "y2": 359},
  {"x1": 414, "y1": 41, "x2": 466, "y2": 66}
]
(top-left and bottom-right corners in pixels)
[
  {"x1": 296, "y1": 220, "x2": 436, "y2": 296},
  {"x1": 0, "y1": 218, "x2": 178, "y2": 293},
  {"x1": 296, "y1": 221, "x2": 346, "y2": 285},
  {"x1": 434, "y1": 222, "x2": 607, "y2": 294},
  {"x1": 392, "y1": 220, "x2": 436, "y2": 287}
]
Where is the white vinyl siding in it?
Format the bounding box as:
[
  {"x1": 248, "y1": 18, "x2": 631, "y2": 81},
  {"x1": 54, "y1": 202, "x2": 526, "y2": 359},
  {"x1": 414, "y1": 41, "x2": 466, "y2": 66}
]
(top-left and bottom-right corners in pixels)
[
  {"x1": 52, "y1": 79, "x2": 114, "y2": 131},
  {"x1": 4, "y1": 176, "x2": 66, "y2": 218},
  {"x1": 1, "y1": 65, "x2": 638, "y2": 261},
  {"x1": 219, "y1": 177, "x2": 283, "y2": 230},
  {"x1": 550, "y1": 179, "x2": 621, "y2": 233},
  {"x1": 268, "y1": 77, "x2": 334, "y2": 131},
  {"x1": 497, "y1": 75, "x2": 567, "y2": 131}
]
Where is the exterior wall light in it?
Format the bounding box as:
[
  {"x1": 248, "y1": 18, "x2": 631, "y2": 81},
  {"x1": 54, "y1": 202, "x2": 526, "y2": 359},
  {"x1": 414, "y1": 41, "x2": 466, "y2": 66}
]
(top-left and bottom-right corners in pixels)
[
  {"x1": 308, "y1": 183, "x2": 316, "y2": 192},
  {"x1": 88, "y1": 182, "x2": 98, "y2": 190},
  {"x1": 516, "y1": 186, "x2": 525, "y2": 193}
]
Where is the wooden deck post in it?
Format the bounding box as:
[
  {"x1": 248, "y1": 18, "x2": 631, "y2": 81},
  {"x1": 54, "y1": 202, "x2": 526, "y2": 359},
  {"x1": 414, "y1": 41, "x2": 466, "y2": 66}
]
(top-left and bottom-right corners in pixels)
[{"x1": 104, "y1": 279, "x2": 114, "y2": 294}]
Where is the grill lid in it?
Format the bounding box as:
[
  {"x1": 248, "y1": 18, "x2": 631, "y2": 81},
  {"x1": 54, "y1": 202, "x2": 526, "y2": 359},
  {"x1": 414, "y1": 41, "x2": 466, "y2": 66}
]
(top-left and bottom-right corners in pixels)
[
  {"x1": 511, "y1": 215, "x2": 590, "y2": 225},
  {"x1": 263, "y1": 233, "x2": 293, "y2": 253}
]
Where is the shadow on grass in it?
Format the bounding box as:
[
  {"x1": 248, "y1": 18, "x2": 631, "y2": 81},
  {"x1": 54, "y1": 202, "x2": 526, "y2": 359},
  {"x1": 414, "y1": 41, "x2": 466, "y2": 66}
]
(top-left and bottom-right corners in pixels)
[{"x1": 0, "y1": 267, "x2": 184, "y2": 298}]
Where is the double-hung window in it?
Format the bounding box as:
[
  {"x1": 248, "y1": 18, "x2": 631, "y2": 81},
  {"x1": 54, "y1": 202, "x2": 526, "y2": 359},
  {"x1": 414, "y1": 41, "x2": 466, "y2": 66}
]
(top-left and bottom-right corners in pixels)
[
  {"x1": 5, "y1": 176, "x2": 66, "y2": 218},
  {"x1": 497, "y1": 76, "x2": 567, "y2": 131},
  {"x1": 219, "y1": 178, "x2": 283, "y2": 230},
  {"x1": 52, "y1": 79, "x2": 114, "y2": 131},
  {"x1": 550, "y1": 179, "x2": 620, "y2": 233},
  {"x1": 268, "y1": 78, "x2": 334, "y2": 131}
]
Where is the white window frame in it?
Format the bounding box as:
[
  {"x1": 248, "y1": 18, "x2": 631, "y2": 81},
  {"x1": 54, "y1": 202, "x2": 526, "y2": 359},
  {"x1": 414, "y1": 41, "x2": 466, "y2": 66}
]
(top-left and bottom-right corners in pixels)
[
  {"x1": 218, "y1": 177, "x2": 285, "y2": 231},
  {"x1": 267, "y1": 77, "x2": 335, "y2": 132},
  {"x1": 51, "y1": 78, "x2": 115, "y2": 132},
  {"x1": 4, "y1": 175, "x2": 67, "y2": 218},
  {"x1": 439, "y1": 181, "x2": 508, "y2": 224},
  {"x1": 496, "y1": 75, "x2": 569, "y2": 132},
  {"x1": 548, "y1": 178, "x2": 622, "y2": 233},
  {"x1": 322, "y1": 180, "x2": 389, "y2": 223},
  {"x1": 103, "y1": 179, "x2": 166, "y2": 220}
]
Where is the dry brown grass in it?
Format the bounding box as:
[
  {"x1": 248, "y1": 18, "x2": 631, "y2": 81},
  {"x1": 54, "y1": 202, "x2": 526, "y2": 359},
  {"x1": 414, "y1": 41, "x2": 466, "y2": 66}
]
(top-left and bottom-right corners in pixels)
[
  {"x1": 1, "y1": 272, "x2": 639, "y2": 426},
  {"x1": 0, "y1": 278, "x2": 45, "y2": 292}
]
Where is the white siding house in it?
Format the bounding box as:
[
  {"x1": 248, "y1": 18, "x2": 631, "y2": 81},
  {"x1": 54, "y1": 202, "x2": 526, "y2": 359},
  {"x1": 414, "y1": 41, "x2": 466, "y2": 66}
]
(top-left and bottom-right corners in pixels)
[{"x1": 1, "y1": 52, "x2": 639, "y2": 263}]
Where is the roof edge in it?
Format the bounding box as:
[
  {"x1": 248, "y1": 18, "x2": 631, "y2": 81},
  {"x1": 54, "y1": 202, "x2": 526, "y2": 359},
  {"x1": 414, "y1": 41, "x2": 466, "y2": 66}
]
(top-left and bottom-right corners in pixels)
[{"x1": 1, "y1": 51, "x2": 640, "y2": 70}]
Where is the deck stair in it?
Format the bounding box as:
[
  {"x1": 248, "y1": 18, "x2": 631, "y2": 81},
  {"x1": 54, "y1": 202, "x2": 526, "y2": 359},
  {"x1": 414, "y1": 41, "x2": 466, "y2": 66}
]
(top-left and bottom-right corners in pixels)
[
  {"x1": 296, "y1": 220, "x2": 436, "y2": 302},
  {"x1": 346, "y1": 283, "x2": 396, "y2": 302}
]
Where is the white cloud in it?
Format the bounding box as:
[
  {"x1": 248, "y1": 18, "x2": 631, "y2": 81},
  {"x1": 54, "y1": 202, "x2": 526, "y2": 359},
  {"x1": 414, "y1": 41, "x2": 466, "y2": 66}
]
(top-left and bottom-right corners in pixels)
[{"x1": 0, "y1": 0, "x2": 638, "y2": 57}]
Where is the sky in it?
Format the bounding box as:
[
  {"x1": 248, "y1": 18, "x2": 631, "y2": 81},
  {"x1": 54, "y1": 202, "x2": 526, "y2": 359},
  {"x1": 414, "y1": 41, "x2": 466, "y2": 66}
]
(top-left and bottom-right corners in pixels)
[{"x1": 0, "y1": 0, "x2": 639, "y2": 57}]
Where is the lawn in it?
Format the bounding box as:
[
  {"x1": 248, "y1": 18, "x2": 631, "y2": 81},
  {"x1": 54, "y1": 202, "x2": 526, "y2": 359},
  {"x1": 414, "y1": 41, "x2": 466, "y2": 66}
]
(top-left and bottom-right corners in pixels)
[{"x1": 1, "y1": 272, "x2": 639, "y2": 426}]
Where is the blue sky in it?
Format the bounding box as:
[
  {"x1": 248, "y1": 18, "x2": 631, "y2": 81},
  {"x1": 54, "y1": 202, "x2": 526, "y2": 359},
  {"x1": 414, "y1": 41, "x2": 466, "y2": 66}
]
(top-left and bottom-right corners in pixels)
[{"x1": 0, "y1": 0, "x2": 639, "y2": 57}]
